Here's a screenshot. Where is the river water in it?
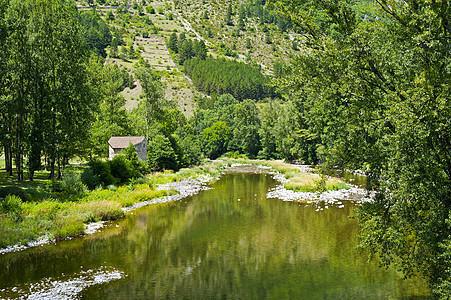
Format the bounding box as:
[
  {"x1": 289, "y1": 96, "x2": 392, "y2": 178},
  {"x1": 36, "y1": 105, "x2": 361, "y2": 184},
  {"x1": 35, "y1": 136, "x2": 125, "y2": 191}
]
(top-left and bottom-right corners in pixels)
[{"x1": 0, "y1": 166, "x2": 429, "y2": 299}]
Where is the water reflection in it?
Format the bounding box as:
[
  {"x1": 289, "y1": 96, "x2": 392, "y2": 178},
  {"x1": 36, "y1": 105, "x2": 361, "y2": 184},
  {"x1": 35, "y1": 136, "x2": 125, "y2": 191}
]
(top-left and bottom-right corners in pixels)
[{"x1": 0, "y1": 171, "x2": 429, "y2": 299}]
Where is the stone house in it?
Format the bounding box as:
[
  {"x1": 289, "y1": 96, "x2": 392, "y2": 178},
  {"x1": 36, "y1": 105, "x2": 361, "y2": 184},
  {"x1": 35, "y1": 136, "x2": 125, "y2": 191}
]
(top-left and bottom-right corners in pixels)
[{"x1": 108, "y1": 136, "x2": 147, "y2": 162}]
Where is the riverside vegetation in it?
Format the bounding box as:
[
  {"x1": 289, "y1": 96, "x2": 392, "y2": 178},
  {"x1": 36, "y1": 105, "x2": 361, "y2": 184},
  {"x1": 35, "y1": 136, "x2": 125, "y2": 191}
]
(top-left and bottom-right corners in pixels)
[
  {"x1": 0, "y1": 157, "x2": 343, "y2": 250},
  {"x1": 0, "y1": 0, "x2": 449, "y2": 298}
]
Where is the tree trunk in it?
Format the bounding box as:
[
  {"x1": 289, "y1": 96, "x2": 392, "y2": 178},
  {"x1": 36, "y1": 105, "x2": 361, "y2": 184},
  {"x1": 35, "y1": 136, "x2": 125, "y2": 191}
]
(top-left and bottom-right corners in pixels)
[
  {"x1": 57, "y1": 155, "x2": 62, "y2": 180},
  {"x1": 49, "y1": 112, "x2": 56, "y2": 180},
  {"x1": 4, "y1": 145, "x2": 10, "y2": 173},
  {"x1": 7, "y1": 145, "x2": 13, "y2": 176}
]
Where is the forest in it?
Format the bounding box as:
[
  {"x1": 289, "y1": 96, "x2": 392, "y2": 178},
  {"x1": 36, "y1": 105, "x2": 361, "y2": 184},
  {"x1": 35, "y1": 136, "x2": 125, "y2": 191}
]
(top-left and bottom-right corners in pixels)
[
  {"x1": 0, "y1": 0, "x2": 450, "y2": 298},
  {"x1": 184, "y1": 57, "x2": 274, "y2": 101}
]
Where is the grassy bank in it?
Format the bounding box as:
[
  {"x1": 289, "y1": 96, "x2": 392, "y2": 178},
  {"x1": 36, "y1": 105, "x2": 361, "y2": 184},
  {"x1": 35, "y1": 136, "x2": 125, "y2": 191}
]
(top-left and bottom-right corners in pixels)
[{"x1": 0, "y1": 158, "x2": 348, "y2": 250}]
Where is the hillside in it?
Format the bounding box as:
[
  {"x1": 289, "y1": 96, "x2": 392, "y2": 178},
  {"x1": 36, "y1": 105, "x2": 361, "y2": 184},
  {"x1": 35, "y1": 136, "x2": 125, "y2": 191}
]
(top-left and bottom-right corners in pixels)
[{"x1": 77, "y1": 0, "x2": 299, "y2": 115}]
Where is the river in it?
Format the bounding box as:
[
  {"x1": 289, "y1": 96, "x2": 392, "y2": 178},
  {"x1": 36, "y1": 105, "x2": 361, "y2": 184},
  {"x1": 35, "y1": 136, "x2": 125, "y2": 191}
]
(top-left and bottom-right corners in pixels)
[{"x1": 0, "y1": 165, "x2": 429, "y2": 299}]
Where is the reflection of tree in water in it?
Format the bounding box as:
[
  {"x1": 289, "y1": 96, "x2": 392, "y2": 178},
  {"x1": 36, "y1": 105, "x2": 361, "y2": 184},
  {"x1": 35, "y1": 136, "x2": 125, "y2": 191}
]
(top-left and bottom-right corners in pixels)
[
  {"x1": 82, "y1": 173, "x2": 428, "y2": 299},
  {"x1": 0, "y1": 173, "x2": 429, "y2": 299}
]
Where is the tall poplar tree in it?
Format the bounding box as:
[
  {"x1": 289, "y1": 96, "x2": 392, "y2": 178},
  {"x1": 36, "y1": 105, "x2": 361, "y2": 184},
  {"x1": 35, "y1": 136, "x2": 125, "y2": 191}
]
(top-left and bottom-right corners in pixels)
[{"x1": 3, "y1": 0, "x2": 98, "y2": 180}]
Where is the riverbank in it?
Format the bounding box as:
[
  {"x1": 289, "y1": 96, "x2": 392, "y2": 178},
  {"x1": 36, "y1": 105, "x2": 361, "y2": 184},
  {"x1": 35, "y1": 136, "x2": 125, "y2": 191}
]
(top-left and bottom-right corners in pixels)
[{"x1": 0, "y1": 159, "x2": 356, "y2": 254}]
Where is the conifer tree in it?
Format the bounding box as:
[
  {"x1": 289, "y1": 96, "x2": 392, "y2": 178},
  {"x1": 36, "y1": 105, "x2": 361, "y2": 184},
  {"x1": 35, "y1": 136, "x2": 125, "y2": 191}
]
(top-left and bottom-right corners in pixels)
[{"x1": 168, "y1": 32, "x2": 178, "y2": 53}]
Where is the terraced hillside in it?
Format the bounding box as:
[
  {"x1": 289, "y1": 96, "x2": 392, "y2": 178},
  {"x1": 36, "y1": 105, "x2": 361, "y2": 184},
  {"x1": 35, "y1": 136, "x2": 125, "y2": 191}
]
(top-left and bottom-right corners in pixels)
[
  {"x1": 77, "y1": 0, "x2": 298, "y2": 115},
  {"x1": 174, "y1": 0, "x2": 300, "y2": 70}
]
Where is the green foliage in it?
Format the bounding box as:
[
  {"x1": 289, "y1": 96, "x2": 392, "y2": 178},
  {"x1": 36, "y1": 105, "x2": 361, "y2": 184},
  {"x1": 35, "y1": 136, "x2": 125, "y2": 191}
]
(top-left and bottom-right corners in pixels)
[
  {"x1": 168, "y1": 32, "x2": 178, "y2": 53},
  {"x1": 225, "y1": 3, "x2": 233, "y2": 26},
  {"x1": 258, "y1": 101, "x2": 282, "y2": 159},
  {"x1": 147, "y1": 134, "x2": 178, "y2": 171},
  {"x1": 232, "y1": 99, "x2": 261, "y2": 157},
  {"x1": 90, "y1": 63, "x2": 135, "y2": 157},
  {"x1": 134, "y1": 65, "x2": 169, "y2": 136},
  {"x1": 0, "y1": 194, "x2": 22, "y2": 215},
  {"x1": 122, "y1": 143, "x2": 148, "y2": 175},
  {"x1": 110, "y1": 154, "x2": 135, "y2": 184},
  {"x1": 1, "y1": 0, "x2": 101, "y2": 180},
  {"x1": 270, "y1": 0, "x2": 451, "y2": 296},
  {"x1": 180, "y1": 134, "x2": 202, "y2": 166},
  {"x1": 88, "y1": 159, "x2": 117, "y2": 187},
  {"x1": 184, "y1": 57, "x2": 274, "y2": 101},
  {"x1": 60, "y1": 169, "x2": 88, "y2": 195},
  {"x1": 245, "y1": 38, "x2": 252, "y2": 49},
  {"x1": 106, "y1": 10, "x2": 114, "y2": 21},
  {"x1": 80, "y1": 9, "x2": 112, "y2": 57},
  {"x1": 0, "y1": 185, "x2": 33, "y2": 202},
  {"x1": 202, "y1": 121, "x2": 232, "y2": 159},
  {"x1": 81, "y1": 167, "x2": 101, "y2": 190},
  {"x1": 146, "y1": 5, "x2": 155, "y2": 14}
]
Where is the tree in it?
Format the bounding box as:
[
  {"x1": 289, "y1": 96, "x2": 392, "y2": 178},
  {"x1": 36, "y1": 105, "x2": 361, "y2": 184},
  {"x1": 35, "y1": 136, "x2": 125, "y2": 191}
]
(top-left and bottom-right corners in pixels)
[
  {"x1": 3, "y1": 0, "x2": 98, "y2": 180},
  {"x1": 201, "y1": 121, "x2": 232, "y2": 159},
  {"x1": 90, "y1": 64, "x2": 134, "y2": 157},
  {"x1": 246, "y1": 38, "x2": 252, "y2": 49},
  {"x1": 193, "y1": 39, "x2": 207, "y2": 60},
  {"x1": 258, "y1": 101, "x2": 283, "y2": 158},
  {"x1": 80, "y1": 9, "x2": 112, "y2": 57},
  {"x1": 232, "y1": 99, "x2": 261, "y2": 157},
  {"x1": 168, "y1": 32, "x2": 178, "y2": 53},
  {"x1": 134, "y1": 66, "x2": 167, "y2": 137},
  {"x1": 269, "y1": 0, "x2": 451, "y2": 297},
  {"x1": 178, "y1": 39, "x2": 193, "y2": 65},
  {"x1": 147, "y1": 134, "x2": 178, "y2": 171},
  {"x1": 238, "y1": 4, "x2": 246, "y2": 30}
]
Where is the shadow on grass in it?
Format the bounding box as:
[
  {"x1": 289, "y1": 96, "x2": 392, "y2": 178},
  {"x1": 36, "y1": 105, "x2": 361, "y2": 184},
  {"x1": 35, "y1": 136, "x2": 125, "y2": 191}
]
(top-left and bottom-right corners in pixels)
[{"x1": 0, "y1": 169, "x2": 53, "y2": 201}]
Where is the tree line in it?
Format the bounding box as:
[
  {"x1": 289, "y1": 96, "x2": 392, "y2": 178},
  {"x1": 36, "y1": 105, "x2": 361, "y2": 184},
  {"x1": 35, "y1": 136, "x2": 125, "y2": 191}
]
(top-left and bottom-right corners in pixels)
[
  {"x1": 184, "y1": 57, "x2": 274, "y2": 101},
  {"x1": 0, "y1": 0, "x2": 100, "y2": 180},
  {"x1": 268, "y1": 0, "x2": 450, "y2": 297}
]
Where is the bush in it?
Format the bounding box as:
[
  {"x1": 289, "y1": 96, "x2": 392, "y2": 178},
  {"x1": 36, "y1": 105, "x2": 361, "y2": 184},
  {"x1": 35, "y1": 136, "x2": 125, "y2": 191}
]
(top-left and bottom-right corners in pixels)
[
  {"x1": 110, "y1": 155, "x2": 135, "y2": 184},
  {"x1": 122, "y1": 144, "x2": 148, "y2": 175},
  {"x1": 146, "y1": 6, "x2": 155, "y2": 14},
  {"x1": 46, "y1": 179, "x2": 64, "y2": 193},
  {"x1": 61, "y1": 169, "x2": 88, "y2": 195},
  {"x1": 81, "y1": 168, "x2": 101, "y2": 190},
  {"x1": 88, "y1": 159, "x2": 117, "y2": 187},
  {"x1": 129, "y1": 177, "x2": 150, "y2": 186}
]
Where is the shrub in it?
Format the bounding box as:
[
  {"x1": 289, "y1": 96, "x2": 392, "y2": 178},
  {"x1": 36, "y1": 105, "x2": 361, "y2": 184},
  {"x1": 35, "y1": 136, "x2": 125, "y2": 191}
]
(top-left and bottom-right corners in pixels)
[
  {"x1": 146, "y1": 6, "x2": 155, "y2": 14},
  {"x1": 81, "y1": 168, "x2": 101, "y2": 190},
  {"x1": 61, "y1": 169, "x2": 88, "y2": 195},
  {"x1": 129, "y1": 177, "x2": 150, "y2": 186},
  {"x1": 122, "y1": 144, "x2": 148, "y2": 175},
  {"x1": 109, "y1": 155, "x2": 135, "y2": 184},
  {"x1": 88, "y1": 159, "x2": 117, "y2": 187},
  {"x1": 46, "y1": 179, "x2": 64, "y2": 193}
]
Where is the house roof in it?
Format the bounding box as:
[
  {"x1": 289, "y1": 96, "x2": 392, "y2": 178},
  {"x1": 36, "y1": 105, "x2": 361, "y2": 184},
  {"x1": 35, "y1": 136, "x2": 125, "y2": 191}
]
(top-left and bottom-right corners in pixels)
[{"x1": 108, "y1": 136, "x2": 145, "y2": 149}]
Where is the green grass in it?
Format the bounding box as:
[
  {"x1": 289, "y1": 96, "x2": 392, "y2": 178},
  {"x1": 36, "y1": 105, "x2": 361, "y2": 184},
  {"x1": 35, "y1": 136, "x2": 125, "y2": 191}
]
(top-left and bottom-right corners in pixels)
[{"x1": 0, "y1": 163, "x2": 214, "y2": 249}]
